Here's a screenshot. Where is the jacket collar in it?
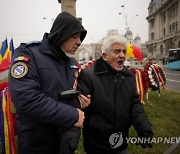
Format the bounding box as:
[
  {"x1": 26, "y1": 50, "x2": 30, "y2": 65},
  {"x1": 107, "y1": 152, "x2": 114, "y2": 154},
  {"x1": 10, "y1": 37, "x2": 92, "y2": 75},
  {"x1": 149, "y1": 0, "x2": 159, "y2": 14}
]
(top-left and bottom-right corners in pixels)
[
  {"x1": 39, "y1": 33, "x2": 69, "y2": 61},
  {"x1": 93, "y1": 57, "x2": 132, "y2": 76}
]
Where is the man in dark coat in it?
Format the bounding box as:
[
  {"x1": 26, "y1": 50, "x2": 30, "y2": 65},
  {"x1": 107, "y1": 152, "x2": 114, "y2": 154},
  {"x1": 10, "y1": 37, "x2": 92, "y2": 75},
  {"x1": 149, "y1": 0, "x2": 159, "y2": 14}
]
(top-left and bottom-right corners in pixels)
[
  {"x1": 77, "y1": 35, "x2": 153, "y2": 154},
  {"x1": 8, "y1": 12, "x2": 88, "y2": 154}
]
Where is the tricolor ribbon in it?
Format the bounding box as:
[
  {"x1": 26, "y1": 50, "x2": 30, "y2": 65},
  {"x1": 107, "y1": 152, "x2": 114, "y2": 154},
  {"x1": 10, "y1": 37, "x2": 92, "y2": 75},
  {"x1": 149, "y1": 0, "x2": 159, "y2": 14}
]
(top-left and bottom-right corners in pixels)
[
  {"x1": 135, "y1": 69, "x2": 144, "y2": 104},
  {"x1": 3, "y1": 89, "x2": 10, "y2": 154},
  {"x1": 0, "y1": 88, "x2": 17, "y2": 154},
  {"x1": 155, "y1": 64, "x2": 165, "y2": 89},
  {"x1": 71, "y1": 65, "x2": 82, "y2": 90},
  {"x1": 150, "y1": 65, "x2": 160, "y2": 94},
  {"x1": 0, "y1": 91, "x2": 5, "y2": 154},
  {"x1": 70, "y1": 65, "x2": 79, "y2": 69}
]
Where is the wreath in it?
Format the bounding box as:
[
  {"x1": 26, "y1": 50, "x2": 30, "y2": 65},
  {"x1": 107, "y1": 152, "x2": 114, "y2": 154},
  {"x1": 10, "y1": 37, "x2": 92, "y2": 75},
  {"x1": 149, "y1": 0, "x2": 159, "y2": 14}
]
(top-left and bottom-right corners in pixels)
[
  {"x1": 144, "y1": 62, "x2": 166, "y2": 92},
  {"x1": 130, "y1": 62, "x2": 166, "y2": 103}
]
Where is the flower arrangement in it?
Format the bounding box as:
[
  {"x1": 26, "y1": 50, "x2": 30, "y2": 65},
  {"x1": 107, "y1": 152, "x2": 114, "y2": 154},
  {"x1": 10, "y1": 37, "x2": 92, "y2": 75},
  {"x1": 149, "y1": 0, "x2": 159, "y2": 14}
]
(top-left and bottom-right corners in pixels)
[
  {"x1": 130, "y1": 62, "x2": 166, "y2": 103},
  {"x1": 144, "y1": 62, "x2": 166, "y2": 92}
]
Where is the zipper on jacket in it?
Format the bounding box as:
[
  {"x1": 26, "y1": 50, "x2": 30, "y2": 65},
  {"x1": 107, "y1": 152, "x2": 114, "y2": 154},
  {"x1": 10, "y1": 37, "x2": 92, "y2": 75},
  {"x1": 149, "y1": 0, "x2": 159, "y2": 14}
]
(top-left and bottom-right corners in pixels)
[
  {"x1": 115, "y1": 73, "x2": 118, "y2": 82},
  {"x1": 113, "y1": 73, "x2": 118, "y2": 129}
]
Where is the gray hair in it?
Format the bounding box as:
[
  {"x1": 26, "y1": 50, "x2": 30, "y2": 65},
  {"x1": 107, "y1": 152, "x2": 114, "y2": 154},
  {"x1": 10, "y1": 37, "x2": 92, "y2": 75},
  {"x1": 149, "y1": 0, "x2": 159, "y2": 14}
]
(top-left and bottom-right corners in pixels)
[{"x1": 101, "y1": 35, "x2": 127, "y2": 54}]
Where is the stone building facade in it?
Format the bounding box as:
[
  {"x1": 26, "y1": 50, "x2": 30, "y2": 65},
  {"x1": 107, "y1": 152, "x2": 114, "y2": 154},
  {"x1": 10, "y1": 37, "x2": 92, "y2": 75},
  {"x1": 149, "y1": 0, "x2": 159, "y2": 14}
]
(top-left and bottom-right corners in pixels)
[{"x1": 146, "y1": 0, "x2": 180, "y2": 60}]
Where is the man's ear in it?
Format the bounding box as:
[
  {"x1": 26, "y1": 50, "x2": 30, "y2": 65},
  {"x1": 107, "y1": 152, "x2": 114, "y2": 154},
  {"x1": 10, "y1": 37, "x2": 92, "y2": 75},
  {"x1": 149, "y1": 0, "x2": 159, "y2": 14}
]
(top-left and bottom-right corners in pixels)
[{"x1": 102, "y1": 53, "x2": 108, "y2": 61}]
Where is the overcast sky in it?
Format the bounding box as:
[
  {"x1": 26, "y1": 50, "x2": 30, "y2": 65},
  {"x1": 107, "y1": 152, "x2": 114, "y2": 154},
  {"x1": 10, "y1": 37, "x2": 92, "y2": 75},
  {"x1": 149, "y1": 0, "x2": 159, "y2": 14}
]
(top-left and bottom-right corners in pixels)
[{"x1": 0, "y1": 0, "x2": 151, "y2": 47}]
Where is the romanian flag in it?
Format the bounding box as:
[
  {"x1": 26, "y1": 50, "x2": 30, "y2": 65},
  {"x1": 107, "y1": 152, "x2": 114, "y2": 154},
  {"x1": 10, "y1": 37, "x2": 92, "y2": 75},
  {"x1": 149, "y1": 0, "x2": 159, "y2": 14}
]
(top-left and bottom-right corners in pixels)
[
  {"x1": 0, "y1": 45, "x2": 11, "y2": 73},
  {"x1": 0, "y1": 39, "x2": 8, "y2": 65},
  {"x1": 0, "y1": 38, "x2": 15, "y2": 91},
  {"x1": 0, "y1": 42, "x2": 2, "y2": 50},
  {"x1": 0, "y1": 38, "x2": 15, "y2": 74},
  {"x1": 0, "y1": 43, "x2": 2, "y2": 64},
  {"x1": 0, "y1": 39, "x2": 10, "y2": 91},
  {"x1": 126, "y1": 43, "x2": 143, "y2": 61},
  {"x1": 0, "y1": 38, "x2": 17, "y2": 154}
]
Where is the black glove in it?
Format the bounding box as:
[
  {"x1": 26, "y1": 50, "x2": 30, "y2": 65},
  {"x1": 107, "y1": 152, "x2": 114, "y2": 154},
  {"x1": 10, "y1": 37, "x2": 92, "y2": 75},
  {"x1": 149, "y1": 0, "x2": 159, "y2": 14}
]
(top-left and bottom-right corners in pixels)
[
  {"x1": 59, "y1": 138, "x2": 78, "y2": 154},
  {"x1": 70, "y1": 137, "x2": 79, "y2": 151},
  {"x1": 137, "y1": 130, "x2": 153, "y2": 148},
  {"x1": 59, "y1": 127, "x2": 80, "y2": 154}
]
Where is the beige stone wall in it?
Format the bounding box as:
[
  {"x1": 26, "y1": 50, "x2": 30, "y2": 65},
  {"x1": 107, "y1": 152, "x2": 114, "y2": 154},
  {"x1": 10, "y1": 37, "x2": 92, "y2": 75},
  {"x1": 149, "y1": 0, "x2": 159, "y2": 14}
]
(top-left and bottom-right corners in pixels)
[{"x1": 60, "y1": 0, "x2": 76, "y2": 16}]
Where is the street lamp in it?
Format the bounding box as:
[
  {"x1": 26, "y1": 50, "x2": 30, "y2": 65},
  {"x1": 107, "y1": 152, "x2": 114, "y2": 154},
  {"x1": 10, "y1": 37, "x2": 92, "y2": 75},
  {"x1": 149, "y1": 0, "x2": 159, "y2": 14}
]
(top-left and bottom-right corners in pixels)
[
  {"x1": 118, "y1": 5, "x2": 129, "y2": 31},
  {"x1": 118, "y1": 12, "x2": 128, "y2": 31},
  {"x1": 118, "y1": 12, "x2": 138, "y2": 31},
  {"x1": 130, "y1": 14, "x2": 139, "y2": 29}
]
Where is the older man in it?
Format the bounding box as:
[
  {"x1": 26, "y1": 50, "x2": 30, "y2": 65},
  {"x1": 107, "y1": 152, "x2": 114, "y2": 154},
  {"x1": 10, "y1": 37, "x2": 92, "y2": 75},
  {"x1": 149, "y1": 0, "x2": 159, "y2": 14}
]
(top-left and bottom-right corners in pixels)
[{"x1": 78, "y1": 35, "x2": 153, "y2": 154}]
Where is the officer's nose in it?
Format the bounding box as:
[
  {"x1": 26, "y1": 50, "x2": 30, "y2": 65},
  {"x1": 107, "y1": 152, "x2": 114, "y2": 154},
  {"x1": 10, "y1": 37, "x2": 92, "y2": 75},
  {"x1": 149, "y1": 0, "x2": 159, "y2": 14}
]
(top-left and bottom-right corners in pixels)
[{"x1": 76, "y1": 37, "x2": 81, "y2": 46}]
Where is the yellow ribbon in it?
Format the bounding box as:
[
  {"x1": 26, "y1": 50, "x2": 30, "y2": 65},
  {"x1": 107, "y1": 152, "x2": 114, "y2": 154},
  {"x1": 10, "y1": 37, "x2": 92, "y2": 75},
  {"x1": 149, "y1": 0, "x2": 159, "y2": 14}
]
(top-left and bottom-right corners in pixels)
[{"x1": 2, "y1": 89, "x2": 10, "y2": 154}]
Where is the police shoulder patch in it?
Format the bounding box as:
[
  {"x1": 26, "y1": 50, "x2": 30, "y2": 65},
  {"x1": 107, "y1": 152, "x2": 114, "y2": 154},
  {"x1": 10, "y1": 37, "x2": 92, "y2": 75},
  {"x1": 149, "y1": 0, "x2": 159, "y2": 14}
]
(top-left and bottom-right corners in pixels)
[{"x1": 11, "y1": 62, "x2": 28, "y2": 79}]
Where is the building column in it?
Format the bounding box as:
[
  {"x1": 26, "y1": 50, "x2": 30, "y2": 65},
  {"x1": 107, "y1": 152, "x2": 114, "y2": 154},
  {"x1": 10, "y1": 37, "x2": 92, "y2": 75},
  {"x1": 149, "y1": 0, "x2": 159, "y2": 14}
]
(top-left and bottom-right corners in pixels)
[{"x1": 58, "y1": 0, "x2": 76, "y2": 16}]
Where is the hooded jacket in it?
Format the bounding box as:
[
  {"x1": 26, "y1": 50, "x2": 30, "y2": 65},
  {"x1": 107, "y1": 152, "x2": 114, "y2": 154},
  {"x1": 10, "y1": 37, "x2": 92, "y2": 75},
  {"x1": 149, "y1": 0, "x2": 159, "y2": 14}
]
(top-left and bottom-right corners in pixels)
[
  {"x1": 8, "y1": 12, "x2": 87, "y2": 154},
  {"x1": 48, "y1": 12, "x2": 87, "y2": 50}
]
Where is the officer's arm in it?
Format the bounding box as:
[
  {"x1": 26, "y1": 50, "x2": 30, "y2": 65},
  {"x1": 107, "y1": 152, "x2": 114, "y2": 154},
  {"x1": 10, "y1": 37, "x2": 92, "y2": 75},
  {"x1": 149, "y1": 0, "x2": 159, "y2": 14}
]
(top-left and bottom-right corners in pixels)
[{"x1": 76, "y1": 69, "x2": 92, "y2": 110}]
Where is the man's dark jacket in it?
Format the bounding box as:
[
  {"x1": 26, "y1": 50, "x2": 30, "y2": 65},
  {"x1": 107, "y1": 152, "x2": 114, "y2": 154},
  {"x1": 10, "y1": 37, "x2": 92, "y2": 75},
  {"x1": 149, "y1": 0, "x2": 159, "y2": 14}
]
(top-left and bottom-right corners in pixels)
[
  {"x1": 77, "y1": 58, "x2": 152, "y2": 153},
  {"x1": 8, "y1": 12, "x2": 87, "y2": 154}
]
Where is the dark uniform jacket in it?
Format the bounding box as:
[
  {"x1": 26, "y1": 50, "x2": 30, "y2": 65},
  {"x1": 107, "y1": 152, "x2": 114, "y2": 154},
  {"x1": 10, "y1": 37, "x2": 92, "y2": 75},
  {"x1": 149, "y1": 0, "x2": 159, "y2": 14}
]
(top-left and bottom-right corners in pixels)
[
  {"x1": 8, "y1": 12, "x2": 87, "y2": 154},
  {"x1": 77, "y1": 58, "x2": 152, "y2": 154}
]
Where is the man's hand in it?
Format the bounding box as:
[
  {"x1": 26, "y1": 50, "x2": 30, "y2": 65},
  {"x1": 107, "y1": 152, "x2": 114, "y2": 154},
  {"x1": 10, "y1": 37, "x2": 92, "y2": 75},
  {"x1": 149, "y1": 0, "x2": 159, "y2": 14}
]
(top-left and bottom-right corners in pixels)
[
  {"x1": 137, "y1": 130, "x2": 153, "y2": 148},
  {"x1": 74, "y1": 108, "x2": 85, "y2": 128},
  {"x1": 78, "y1": 94, "x2": 91, "y2": 109}
]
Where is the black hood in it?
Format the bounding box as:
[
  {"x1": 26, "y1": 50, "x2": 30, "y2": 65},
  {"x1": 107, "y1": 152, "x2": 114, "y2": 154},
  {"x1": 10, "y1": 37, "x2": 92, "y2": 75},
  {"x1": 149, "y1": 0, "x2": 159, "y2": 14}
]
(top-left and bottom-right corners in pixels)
[{"x1": 48, "y1": 12, "x2": 87, "y2": 49}]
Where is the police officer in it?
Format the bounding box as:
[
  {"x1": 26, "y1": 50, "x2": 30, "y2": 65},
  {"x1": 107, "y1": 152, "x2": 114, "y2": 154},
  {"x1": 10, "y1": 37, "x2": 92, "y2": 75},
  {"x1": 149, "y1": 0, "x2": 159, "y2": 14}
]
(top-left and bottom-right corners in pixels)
[{"x1": 8, "y1": 12, "x2": 89, "y2": 154}]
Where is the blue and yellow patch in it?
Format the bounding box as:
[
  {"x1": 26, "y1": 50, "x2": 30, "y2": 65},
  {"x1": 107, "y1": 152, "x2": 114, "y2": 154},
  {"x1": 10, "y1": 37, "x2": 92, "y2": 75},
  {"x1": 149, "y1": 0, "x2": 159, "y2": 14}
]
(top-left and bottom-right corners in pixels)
[{"x1": 11, "y1": 62, "x2": 28, "y2": 79}]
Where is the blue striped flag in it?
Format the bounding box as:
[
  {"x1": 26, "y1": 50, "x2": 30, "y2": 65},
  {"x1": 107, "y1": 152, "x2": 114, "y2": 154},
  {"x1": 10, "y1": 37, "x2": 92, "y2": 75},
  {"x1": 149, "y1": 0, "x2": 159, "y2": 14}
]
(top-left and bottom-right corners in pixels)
[
  {"x1": 0, "y1": 39, "x2": 8, "y2": 64},
  {"x1": 10, "y1": 39, "x2": 15, "y2": 57}
]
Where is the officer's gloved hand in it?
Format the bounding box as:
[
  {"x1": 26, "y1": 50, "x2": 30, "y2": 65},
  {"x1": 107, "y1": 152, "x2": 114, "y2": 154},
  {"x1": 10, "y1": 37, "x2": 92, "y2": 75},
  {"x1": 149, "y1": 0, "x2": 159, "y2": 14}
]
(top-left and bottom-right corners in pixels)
[{"x1": 137, "y1": 130, "x2": 153, "y2": 148}]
